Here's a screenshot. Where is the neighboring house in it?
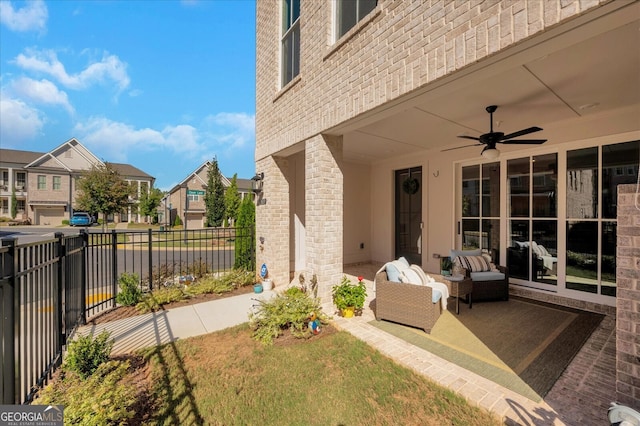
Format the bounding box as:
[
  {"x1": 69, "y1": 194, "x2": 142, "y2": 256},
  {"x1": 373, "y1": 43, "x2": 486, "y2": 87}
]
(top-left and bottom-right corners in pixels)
[
  {"x1": 162, "y1": 160, "x2": 253, "y2": 229},
  {"x1": 256, "y1": 0, "x2": 639, "y2": 406},
  {"x1": 0, "y1": 138, "x2": 155, "y2": 225}
]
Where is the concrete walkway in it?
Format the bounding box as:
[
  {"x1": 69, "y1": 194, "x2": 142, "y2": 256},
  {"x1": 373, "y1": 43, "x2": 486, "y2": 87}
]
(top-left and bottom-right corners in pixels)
[
  {"x1": 76, "y1": 290, "x2": 276, "y2": 355},
  {"x1": 77, "y1": 275, "x2": 616, "y2": 425}
]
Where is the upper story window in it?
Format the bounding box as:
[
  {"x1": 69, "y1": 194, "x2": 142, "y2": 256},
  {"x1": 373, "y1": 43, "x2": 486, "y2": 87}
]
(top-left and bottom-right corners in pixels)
[
  {"x1": 1, "y1": 171, "x2": 8, "y2": 185},
  {"x1": 53, "y1": 176, "x2": 61, "y2": 190},
  {"x1": 335, "y1": 0, "x2": 377, "y2": 39},
  {"x1": 16, "y1": 172, "x2": 26, "y2": 188},
  {"x1": 188, "y1": 194, "x2": 200, "y2": 202},
  {"x1": 37, "y1": 175, "x2": 46, "y2": 190},
  {"x1": 281, "y1": 0, "x2": 300, "y2": 87}
]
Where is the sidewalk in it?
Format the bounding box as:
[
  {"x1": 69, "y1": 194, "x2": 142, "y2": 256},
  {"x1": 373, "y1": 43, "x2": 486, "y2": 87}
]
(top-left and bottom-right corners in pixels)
[{"x1": 76, "y1": 290, "x2": 276, "y2": 355}]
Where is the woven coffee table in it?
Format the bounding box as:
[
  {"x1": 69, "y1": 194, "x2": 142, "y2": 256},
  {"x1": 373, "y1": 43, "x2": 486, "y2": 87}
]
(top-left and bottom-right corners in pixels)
[{"x1": 446, "y1": 275, "x2": 473, "y2": 314}]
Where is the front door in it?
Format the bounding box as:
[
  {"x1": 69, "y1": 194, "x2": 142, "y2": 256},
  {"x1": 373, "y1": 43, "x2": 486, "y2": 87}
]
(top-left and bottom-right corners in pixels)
[{"x1": 395, "y1": 167, "x2": 422, "y2": 266}]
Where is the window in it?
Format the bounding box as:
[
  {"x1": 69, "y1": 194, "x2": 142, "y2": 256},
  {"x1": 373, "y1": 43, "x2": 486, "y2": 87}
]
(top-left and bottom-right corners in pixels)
[
  {"x1": 335, "y1": 0, "x2": 377, "y2": 39},
  {"x1": 566, "y1": 140, "x2": 639, "y2": 297},
  {"x1": 507, "y1": 154, "x2": 558, "y2": 287},
  {"x1": 1, "y1": 199, "x2": 7, "y2": 214},
  {"x1": 17, "y1": 199, "x2": 25, "y2": 212},
  {"x1": 281, "y1": 0, "x2": 300, "y2": 87},
  {"x1": 1, "y1": 171, "x2": 7, "y2": 186},
  {"x1": 16, "y1": 172, "x2": 25, "y2": 188},
  {"x1": 461, "y1": 163, "x2": 500, "y2": 257},
  {"x1": 37, "y1": 175, "x2": 46, "y2": 190},
  {"x1": 53, "y1": 176, "x2": 61, "y2": 190},
  {"x1": 188, "y1": 194, "x2": 200, "y2": 202}
]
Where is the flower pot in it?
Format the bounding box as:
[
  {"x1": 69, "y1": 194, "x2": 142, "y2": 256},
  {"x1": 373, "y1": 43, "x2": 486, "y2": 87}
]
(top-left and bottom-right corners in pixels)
[
  {"x1": 262, "y1": 278, "x2": 273, "y2": 291},
  {"x1": 342, "y1": 307, "x2": 355, "y2": 318},
  {"x1": 253, "y1": 283, "x2": 263, "y2": 293}
]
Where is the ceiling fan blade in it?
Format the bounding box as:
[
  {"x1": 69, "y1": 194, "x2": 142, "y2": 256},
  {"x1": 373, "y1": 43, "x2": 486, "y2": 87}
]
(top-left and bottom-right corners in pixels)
[
  {"x1": 500, "y1": 139, "x2": 547, "y2": 145},
  {"x1": 442, "y1": 143, "x2": 481, "y2": 152},
  {"x1": 457, "y1": 135, "x2": 481, "y2": 141},
  {"x1": 500, "y1": 126, "x2": 543, "y2": 140}
]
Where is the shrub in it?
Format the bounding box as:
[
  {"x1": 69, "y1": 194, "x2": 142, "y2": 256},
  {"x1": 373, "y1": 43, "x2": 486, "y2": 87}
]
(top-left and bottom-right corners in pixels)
[
  {"x1": 62, "y1": 219, "x2": 70, "y2": 226},
  {"x1": 37, "y1": 360, "x2": 136, "y2": 425},
  {"x1": 136, "y1": 287, "x2": 185, "y2": 313},
  {"x1": 234, "y1": 197, "x2": 255, "y2": 270},
  {"x1": 174, "y1": 215, "x2": 183, "y2": 227},
  {"x1": 116, "y1": 272, "x2": 143, "y2": 306},
  {"x1": 65, "y1": 331, "x2": 113, "y2": 379},
  {"x1": 249, "y1": 288, "x2": 329, "y2": 345}
]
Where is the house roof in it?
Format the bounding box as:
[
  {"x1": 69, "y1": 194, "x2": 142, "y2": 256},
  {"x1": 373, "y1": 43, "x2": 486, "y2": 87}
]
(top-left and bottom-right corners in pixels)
[
  {"x1": 0, "y1": 149, "x2": 44, "y2": 166},
  {"x1": 109, "y1": 162, "x2": 154, "y2": 180}
]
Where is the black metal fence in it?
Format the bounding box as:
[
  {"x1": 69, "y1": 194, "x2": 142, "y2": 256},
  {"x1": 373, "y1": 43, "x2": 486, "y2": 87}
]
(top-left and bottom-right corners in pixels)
[{"x1": 1, "y1": 227, "x2": 254, "y2": 404}]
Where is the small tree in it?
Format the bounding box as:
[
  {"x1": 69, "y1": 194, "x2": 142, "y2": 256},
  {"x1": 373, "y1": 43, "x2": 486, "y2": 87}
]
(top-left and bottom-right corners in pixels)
[
  {"x1": 224, "y1": 174, "x2": 241, "y2": 226},
  {"x1": 204, "y1": 158, "x2": 225, "y2": 227},
  {"x1": 75, "y1": 163, "x2": 134, "y2": 230},
  {"x1": 10, "y1": 188, "x2": 17, "y2": 219},
  {"x1": 139, "y1": 187, "x2": 164, "y2": 223},
  {"x1": 234, "y1": 196, "x2": 255, "y2": 270}
]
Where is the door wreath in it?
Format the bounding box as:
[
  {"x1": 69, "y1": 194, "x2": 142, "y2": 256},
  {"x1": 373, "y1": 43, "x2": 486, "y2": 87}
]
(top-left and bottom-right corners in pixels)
[{"x1": 402, "y1": 177, "x2": 420, "y2": 195}]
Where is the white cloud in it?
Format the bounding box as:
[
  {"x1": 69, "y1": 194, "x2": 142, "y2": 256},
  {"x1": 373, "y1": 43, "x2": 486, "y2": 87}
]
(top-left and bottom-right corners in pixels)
[
  {"x1": 73, "y1": 117, "x2": 205, "y2": 161},
  {"x1": 9, "y1": 77, "x2": 74, "y2": 114},
  {"x1": 14, "y1": 48, "x2": 130, "y2": 92},
  {"x1": 0, "y1": 96, "x2": 44, "y2": 144},
  {"x1": 203, "y1": 112, "x2": 255, "y2": 150},
  {"x1": 0, "y1": 0, "x2": 47, "y2": 32}
]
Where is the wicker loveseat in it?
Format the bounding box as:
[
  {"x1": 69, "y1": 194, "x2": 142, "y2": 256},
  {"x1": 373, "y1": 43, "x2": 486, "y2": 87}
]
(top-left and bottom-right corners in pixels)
[{"x1": 374, "y1": 270, "x2": 442, "y2": 333}]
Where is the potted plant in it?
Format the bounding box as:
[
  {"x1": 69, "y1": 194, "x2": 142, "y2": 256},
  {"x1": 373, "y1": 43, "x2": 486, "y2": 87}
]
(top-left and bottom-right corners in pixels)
[
  {"x1": 440, "y1": 256, "x2": 453, "y2": 276},
  {"x1": 332, "y1": 275, "x2": 367, "y2": 318}
]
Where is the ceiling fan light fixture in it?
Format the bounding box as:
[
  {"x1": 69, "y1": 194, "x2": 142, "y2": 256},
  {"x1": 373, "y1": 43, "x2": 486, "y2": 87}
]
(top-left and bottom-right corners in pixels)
[{"x1": 481, "y1": 146, "x2": 500, "y2": 159}]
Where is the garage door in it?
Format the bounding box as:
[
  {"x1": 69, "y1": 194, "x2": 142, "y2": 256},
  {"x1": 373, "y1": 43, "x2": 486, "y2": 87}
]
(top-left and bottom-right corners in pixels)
[
  {"x1": 36, "y1": 207, "x2": 65, "y2": 226},
  {"x1": 186, "y1": 213, "x2": 204, "y2": 229}
]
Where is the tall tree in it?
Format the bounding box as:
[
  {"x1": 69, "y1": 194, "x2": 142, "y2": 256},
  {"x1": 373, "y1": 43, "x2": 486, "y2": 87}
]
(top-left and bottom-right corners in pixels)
[
  {"x1": 224, "y1": 174, "x2": 241, "y2": 226},
  {"x1": 75, "y1": 163, "x2": 134, "y2": 230},
  {"x1": 204, "y1": 158, "x2": 225, "y2": 227},
  {"x1": 234, "y1": 195, "x2": 255, "y2": 270},
  {"x1": 139, "y1": 187, "x2": 164, "y2": 223}
]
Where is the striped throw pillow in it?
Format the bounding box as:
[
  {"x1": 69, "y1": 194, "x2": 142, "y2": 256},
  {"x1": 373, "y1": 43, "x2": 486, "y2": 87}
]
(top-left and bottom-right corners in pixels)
[{"x1": 457, "y1": 255, "x2": 492, "y2": 272}]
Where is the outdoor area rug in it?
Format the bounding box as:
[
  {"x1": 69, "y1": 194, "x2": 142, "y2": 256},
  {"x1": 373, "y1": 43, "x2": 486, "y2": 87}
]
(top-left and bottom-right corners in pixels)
[{"x1": 369, "y1": 296, "x2": 604, "y2": 402}]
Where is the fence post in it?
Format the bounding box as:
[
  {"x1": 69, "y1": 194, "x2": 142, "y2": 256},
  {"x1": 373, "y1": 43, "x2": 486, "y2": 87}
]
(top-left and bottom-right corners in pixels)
[
  {"x1": 111, "y1": 230, "x2": 118, "y2": 303},
  {"x1": 54, "y1": 233, "x2": 65, "y2": 346},
  {"x1": 79, "y1": 230, "x2": 88, "y2": 325},
  {"x1": 1, "y1": 238, "x2": 17, "y2": 404},
  {"x1": 148, "y1": 228, "x2": 153, "y2": 291}
]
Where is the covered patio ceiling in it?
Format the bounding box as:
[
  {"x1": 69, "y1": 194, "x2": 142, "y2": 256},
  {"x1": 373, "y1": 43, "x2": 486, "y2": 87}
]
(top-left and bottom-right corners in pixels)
[{"x1": 332, "y1": 2, "x2": 640, "y2": 164}]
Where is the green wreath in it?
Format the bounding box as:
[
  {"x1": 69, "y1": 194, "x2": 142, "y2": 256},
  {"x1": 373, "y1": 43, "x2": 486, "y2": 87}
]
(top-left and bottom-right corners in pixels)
[{"x1": 402, "y1": 177, "x2": 420, "y2": 195}]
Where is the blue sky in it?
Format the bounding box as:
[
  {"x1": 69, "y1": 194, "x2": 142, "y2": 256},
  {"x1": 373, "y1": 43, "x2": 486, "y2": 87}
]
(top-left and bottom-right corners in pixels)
[{"x1": 0, "y1": 0, "x2": 256, "y2": 190}]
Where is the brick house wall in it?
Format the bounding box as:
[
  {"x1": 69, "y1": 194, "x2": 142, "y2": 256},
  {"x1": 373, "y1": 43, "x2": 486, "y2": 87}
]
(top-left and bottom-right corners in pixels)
[
  {"x1": 255, "y1": 0, "x2": 610, "y2": 297},
  {"x1": 616, "y1": 183, "x2": 640, "y2": 408}
]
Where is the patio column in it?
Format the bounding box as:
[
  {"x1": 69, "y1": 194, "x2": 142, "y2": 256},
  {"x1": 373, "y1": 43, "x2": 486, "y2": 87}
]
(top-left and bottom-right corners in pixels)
[
  {"x1": 255, "y1": 155, "x2": 290, "y2": 289},
  {"x1": 616, "y1": 183, "x2": 640, "y2": 408},
  {"x1": 305, "y1": 134, "x2": 343, "y2": 304}
]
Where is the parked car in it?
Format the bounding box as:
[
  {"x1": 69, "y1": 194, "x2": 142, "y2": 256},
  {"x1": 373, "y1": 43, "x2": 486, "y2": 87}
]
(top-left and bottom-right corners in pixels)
[{"x1": 69, "y1": 212, "x2": 93, "y2": 227}]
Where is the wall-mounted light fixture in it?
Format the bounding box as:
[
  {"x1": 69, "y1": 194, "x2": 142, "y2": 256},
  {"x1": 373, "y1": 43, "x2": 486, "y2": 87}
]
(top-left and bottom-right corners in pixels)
[
  {"x1": 251, "y1": 172, "x2": 264, "y2": 194},
  {"x1": 252, "y1": 172, "x2": 266, "y2": 205}
]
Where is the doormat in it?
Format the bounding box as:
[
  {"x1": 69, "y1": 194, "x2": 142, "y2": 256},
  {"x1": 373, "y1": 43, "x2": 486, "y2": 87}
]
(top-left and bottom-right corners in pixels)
[{"x1": 369, "y1": 297, "x2": 603, "y2": 402}]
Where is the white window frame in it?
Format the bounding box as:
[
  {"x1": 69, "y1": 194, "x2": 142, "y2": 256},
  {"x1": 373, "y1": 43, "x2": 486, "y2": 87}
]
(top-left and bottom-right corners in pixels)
[
  {"x1": 334, "y1": 0, "x2": 377, "y2": 41},
  {"x1": 280, "y1": 0, "x2": 300, "y2": 88},
  {"x1": 37, "y1": 175, "x2": 46, "y2": 190}
]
